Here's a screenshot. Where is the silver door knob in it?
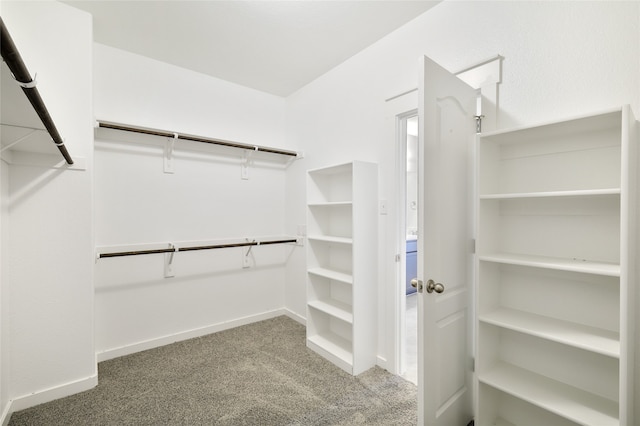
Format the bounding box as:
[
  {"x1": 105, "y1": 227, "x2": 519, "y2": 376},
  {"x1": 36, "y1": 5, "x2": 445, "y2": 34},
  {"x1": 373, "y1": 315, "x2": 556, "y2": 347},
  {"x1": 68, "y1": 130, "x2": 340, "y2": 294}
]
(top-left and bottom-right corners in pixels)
[
  {"x1": 426, "y1": 279, "x2": 444, "y2": 294},
  {"x1": 410, "y1": 278, "x2": 422, "y2": 291}
]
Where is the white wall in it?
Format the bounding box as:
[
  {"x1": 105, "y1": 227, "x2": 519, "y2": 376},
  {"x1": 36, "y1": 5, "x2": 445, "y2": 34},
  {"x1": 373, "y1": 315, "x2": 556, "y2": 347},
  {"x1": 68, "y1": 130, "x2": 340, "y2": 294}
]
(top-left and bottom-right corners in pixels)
[
  {"x1": 284, "y1": 0, "x2": 640, "y2": 373},
  {"x1": 1, "y1": 155, "x2": 8, "y2": 421},
  {"x1": 93, "y1": 44, "x2": 298, "y2": 360},
  {"x1": 0, "y1": 0, "x2": 95, "y2": 417}
]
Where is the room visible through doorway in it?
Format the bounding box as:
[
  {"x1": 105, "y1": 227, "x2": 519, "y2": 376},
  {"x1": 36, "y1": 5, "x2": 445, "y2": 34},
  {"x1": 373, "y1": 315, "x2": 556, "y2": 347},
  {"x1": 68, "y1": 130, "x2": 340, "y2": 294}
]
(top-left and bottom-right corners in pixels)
[{"x1": 401, "y1": 114, "x2": 418, "y2": 385}]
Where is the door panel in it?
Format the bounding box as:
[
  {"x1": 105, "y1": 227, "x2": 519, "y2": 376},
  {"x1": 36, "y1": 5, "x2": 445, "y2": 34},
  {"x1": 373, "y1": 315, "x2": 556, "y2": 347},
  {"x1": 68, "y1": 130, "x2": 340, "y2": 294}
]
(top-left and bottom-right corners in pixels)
[{"x1": 418, "y1": 56, "x2": 477, "y2": 425}]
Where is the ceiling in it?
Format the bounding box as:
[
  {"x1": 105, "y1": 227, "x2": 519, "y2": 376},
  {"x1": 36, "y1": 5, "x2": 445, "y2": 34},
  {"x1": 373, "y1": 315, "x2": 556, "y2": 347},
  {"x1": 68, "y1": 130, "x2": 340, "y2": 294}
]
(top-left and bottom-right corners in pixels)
[{"x1": 62, "y1": 0, "x2": 439, "y2": 97}]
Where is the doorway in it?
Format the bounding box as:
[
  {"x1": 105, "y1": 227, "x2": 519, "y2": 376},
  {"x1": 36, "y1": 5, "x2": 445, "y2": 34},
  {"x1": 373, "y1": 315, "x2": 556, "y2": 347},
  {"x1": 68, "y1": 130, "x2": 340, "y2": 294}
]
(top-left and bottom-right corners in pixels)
[{"x1": 399, "y1": 113, "x2": 419, "y2": 385}]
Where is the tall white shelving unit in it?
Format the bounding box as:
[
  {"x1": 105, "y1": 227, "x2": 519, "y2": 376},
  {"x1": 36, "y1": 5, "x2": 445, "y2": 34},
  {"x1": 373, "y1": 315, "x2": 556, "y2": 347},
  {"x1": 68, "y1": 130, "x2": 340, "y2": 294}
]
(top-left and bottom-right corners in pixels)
[
  {"x1": 475, "y1": 106, "x2": 637, "y2": 425},
  {"x1": 306, "y1": 161, "x2": 377, "y2": 375}
]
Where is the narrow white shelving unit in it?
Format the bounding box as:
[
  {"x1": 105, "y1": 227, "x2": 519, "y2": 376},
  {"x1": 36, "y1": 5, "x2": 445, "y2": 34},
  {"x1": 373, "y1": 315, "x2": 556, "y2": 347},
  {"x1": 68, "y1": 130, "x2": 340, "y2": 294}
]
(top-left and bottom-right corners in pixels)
[
  {"x1": 475, "y1": 106, "x2": 637, "y2": 425},
  {"x1": 306, "y1": 161, "x2": 377, "y2": 375}
]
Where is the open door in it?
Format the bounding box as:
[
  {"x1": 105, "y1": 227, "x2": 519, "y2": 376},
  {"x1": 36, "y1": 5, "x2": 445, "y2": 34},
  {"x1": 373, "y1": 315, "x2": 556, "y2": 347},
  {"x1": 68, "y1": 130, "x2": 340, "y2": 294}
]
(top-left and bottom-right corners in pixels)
[{"x1": 416, "y1": 56, "x2": 477, "y2": 425}]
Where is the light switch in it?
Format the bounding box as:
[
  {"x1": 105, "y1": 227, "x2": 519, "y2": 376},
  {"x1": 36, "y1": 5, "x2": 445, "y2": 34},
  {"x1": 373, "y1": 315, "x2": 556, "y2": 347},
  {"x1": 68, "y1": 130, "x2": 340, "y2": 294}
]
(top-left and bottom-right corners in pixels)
[{"x1": 379, "y1": 200, "x2": 388, "y2": 215}]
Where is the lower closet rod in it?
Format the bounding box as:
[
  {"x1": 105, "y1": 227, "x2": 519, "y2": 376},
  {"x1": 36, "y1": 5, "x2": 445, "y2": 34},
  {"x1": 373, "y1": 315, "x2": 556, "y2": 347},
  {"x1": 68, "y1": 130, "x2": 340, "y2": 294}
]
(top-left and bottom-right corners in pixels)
[{"x1": 98, "y1": 238, "x2": 298, "y2": 259}]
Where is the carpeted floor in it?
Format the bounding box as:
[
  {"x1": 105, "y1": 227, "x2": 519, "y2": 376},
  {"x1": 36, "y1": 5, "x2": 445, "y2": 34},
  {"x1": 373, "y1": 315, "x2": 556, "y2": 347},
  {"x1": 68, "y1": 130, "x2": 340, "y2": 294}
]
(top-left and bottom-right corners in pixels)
[{"x1": 9, "y1": 316, "x2": 417, "y2": 425}]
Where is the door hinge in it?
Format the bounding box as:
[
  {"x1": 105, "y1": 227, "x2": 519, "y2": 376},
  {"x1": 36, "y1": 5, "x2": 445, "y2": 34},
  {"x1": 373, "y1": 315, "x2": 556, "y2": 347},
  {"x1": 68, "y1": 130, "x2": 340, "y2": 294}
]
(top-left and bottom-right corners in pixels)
[
  {"x1": 471, "y1": 239, "x2": 476, "y2": 254},
  {"x1": 395, "y1": 254, "x2": 401, "y2": 262},
  {"x1": 474, "y1": 115, "x2": 484, "y2": 133}
]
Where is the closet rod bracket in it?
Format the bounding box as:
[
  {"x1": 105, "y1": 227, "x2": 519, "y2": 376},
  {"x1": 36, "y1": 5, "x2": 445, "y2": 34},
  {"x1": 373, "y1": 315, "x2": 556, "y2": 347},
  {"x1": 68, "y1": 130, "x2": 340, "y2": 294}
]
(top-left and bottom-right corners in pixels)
[
  {"x1": 243, "y1": 239, "x2": 255, "y2": 268},
  {"x1": 15, "y1": 73, "x2": 37, "y2": 89},
  {"x1": 164, "y1": 134, "x2": 177, "y2": 174},
  {"x1": 241, "y1": 148, "x2": 257, "y2": 180},
  {"x1": 164, "y1": 243, "x2": 176, "y2": 278},
  {"x1": 474, "y1": 115, "x2": 484, "y2": 133}
]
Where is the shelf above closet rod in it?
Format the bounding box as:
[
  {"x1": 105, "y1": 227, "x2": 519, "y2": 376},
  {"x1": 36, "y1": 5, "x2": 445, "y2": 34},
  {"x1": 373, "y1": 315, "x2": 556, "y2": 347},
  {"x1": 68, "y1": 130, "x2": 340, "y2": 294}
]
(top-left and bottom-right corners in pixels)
[
  {"x1": 98, "y1": 238, "x2": 299, "y2": 259},
  {"x1": 0, "y1": 18, "x2": 73, "y2": 165},
  {"x1": 96, "y1": 120, "x2": 300, "y2": 158}
]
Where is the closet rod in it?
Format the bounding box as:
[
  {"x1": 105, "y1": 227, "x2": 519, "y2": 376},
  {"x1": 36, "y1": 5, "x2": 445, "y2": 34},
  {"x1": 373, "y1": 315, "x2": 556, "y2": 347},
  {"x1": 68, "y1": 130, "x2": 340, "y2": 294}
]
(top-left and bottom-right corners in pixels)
[
  {"x1": 98, "y1": 238, "x2": 298, "y2": 259},
  {"x1": 0, "y1": 18, "x2": 74, "y2": 165},
  {"x1": 97, "y1": 121, "x2": 299, "y2": 158}
]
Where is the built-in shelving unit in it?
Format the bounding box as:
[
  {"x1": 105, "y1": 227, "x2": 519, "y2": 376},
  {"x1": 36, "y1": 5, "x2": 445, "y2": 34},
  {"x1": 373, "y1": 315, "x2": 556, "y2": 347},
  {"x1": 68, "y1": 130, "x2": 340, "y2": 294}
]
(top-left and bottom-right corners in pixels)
[
  {"x1": 475, "y1": 106, "x2": 637, "y2": 426},
  {"x1": 306, "y1": 161, "x2": 377, "y2": 375}
]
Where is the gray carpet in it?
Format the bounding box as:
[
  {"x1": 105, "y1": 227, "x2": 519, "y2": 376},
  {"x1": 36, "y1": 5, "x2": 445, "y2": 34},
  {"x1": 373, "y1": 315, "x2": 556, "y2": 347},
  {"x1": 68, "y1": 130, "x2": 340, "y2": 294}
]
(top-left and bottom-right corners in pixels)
[{"x1": 9, "y1": 316, "x2": 417, "y2": 425}]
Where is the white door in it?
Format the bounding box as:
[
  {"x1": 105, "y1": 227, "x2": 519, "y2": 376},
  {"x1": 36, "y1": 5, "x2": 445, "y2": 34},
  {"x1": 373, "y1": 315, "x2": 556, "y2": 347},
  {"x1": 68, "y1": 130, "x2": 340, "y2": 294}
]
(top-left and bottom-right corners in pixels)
[{"x1": 417, "y1": 56, "x2": 477, "y2": 425}]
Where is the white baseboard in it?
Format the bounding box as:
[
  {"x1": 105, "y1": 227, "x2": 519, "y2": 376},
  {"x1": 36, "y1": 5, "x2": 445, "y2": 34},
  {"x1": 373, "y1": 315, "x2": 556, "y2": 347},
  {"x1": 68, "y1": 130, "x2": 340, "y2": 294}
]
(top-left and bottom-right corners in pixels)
[
  {"x1": 283, "y1": 308, "x2": 306, "y2": 326},
  {"x1": 377, "y1": 355, "x2": 390, "y2": 372},
  {"x1": 4, "y1": 373, "x2": 98, "y2": 422},
  {"x1": 1, "y1": 400, "x2": 11, "y2": 426},
  {"x1": 96, "y1": 309, "x2": 288, "y2": 362}
]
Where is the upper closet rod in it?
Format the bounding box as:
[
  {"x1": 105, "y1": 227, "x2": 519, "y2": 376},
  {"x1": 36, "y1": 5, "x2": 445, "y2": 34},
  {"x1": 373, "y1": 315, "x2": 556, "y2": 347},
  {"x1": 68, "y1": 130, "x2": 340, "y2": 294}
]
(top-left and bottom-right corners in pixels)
[
  {"x1": 99, "y1": 238, "x2": 298, "y2": 259},
  {"x1": 97, "y1": 121, "x2": 299, "y2": 158},
  {"x1": 0, "y1": 18, "x2": 74, "y2": 165}
]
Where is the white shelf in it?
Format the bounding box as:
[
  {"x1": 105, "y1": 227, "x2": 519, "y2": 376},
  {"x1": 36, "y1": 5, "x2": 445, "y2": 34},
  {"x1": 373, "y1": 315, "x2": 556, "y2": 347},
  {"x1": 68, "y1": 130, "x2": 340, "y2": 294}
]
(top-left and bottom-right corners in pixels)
[
  {"x1": 307, "y1": 162, "x2": 354, "y2": 175},
  {"x1": 307, "y1": 235, "x2": 353, "y2": 245},
  {"x1": 479, "y1": 107, "x2": 622, "y2": 142},
  {"x1": 1, "y1": 62, "x2": 68, "y2": 161},
  {"x1": 308, "y1": 267, "x2": 353, "y2": 284},
  {"x1": 479, "y1": 308, "x2": 620, "y2": 358},
  {"x1": 479, "y1": 188, "x2": 621, "y2": 200},
  {"x1": 307, "y1": 333, "x2": 353, "y2": 366},
  {"x1": 478, "y1": 253, "x2": 620, "y2": 277},
  {"x1": 307, "y1": 300, "x2": 353, "y2": 324},
  {"x1": 479, "y1": 363, "x2": 619, "y2": 426},
  {"x1": 308, "y1": 201, "x2": 353, "y2": 207}
]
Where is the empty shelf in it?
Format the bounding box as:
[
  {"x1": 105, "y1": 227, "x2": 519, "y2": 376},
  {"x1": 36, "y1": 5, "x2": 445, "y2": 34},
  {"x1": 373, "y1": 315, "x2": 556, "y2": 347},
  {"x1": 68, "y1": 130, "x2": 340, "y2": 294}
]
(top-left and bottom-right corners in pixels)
[
  {"x1": 479, "y1": 363, "x2": 619, "y2": 426},
  {"x1": 480, "y1": 308, "x2": 619, "y2": 358},
  {"x1": 479, "y1": 188, "x2": 621, "y2": 200},
  {"x1": 307, "y1": 333, "x2": 353, "y2": 370},
  {"x1": 308, "y1": 300, "x2": 353, "y2": 323},
  {"x1": 307, "y1": 235, "x2": 353, "y2": 245},
  {"x1": 478, "y1": 253, "x2": 620, "y2": 277},
  {"x1": 308, "y1": 201, "x2": 353, "y2": 207},
  {"x1": 307, "y1": 267, "x2": 353, "y2": 284}
]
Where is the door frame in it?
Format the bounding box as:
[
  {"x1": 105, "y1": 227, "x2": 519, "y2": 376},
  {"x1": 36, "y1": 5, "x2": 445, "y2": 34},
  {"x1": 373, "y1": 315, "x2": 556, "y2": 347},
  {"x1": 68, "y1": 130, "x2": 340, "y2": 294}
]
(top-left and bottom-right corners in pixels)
[
  {"x1": 395, "y1": 108, "x2": 419, "y2": 378},
  {"x1": 384, "y1": 89, "x2": 418, "y2": 377},
  {"x1": 382, "y1": 56, "x2": 501, "y2": 422}
]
